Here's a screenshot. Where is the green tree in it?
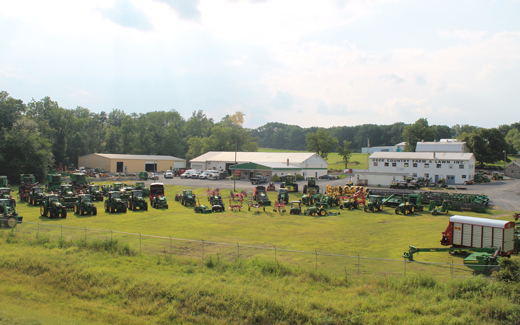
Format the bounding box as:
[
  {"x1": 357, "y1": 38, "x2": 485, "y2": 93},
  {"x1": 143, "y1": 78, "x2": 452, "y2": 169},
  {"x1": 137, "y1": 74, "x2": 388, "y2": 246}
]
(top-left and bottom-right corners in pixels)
[
  {"x1": 1, "y1": 118, "x2": 54, "y2": 182},
  {"x1": 306, "y1": 129, "x2": 338, "y2": 160},
  {"x1": 505, "y1": 128, "x2": 520, "y2": 153},
  {"x1": 461, "y1": 128, "x2": 508, "y2": 165},
  {"x1": 402, "y1": 118, "x2": 435, "y2": 152},
  {"x1": 337, "y1": 140, "x2": 352, "y2": 169}
]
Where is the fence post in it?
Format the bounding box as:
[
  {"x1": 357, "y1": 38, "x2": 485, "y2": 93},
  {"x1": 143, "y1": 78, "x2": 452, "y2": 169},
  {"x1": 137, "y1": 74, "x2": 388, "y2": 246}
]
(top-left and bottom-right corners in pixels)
[
  {"x1": 451, "y1": 261, "x2": 453, "y2": 279},
  {"x1": 274, "y1": 245, "x2": 277, "y2": 264},
  {"x1": 315, "y1": 250, "x2": 318, "y2": 272},
  {"x1": 202, "y1": 240, "x2": 205, "y2": 263},
  {"x1": 60, "y1": 225, "x2": 62, "y2": 238},
  {"x1": 110, "y1": 229, "x2": 113, "y2": 242},
  {"x1": 38, "y1": 223, "x2": 39, "y2": 236},
  {"x1": 139, "y1": 232, "x2": 141, "y2": 254},
  {"x1": 169, "y1": 236, "x2": 172, "y2": 256},
  {"x1": 237, "y1": 243, "x2": 240, "y2": 259},
  {"x1": 84, "y1": 227, "x2": 87, "y2": 245},
  {"x1": 357, "y1": 254, "x2": 360, "y2": 279},
  {"x1": 404, "y1": 258, "x2": 406, "y2": 277}
]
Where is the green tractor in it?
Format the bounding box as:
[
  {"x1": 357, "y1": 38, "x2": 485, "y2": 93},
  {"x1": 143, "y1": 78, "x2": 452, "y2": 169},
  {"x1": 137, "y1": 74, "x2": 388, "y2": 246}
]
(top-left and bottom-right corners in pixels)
[
  {"x1": 277, "y1": 188, "x2": 290, "y2": 204},
  {"x1": 129, "y1": 190, "x2": 148, "y2": 211},
  {"x1": 0, "y1": 176, "x2": 10, "y2": 188},
  {"x1": 29, "y1": 186, "x2": 46, "y2": 206},
  {"x1": 340, "y1": 197, "x2": 359, "y2": 210},
  {"x1": 280, "y1": 174, "x2": 299, "y2": 192},
  {"x1": 194, "y1": 199, "x2": 212, "y2": 214},
  {"x1": 176, "y1": 190, "x2": 196, "y2": 206},
  {"x1": 394, "y1": 201, "x2": 415, "y2": 215},
  {"x1": 364, "y1": 195, "x2": 384, "y2": 213},
  {"x1": 40, "y1": 194, "x2": 67, "y2": 218},
  {"x1": 253, "y1": 186, "x2": 272, "y2": 206},
  {"x1": 139, "y1": 171, "x2": 149, "y2": 181},
  {"x1": 59, "y1": 185, "x2": 78, "y2": 210},
  {"x1": 304, "y1": 205, "x2": 340, "y2": 217},
  {"x1": 491, "y1": 172, "x2": 504, "y2": 180},
  {"x1": 429, "y1": 200, "x2": 450, "y2": 215},
  {"x1": 151, "y1": 195, "x2": 168, "y2": 209},
  {"x1": 150, "y1": 183, "x2": 168, "y2": 209},
  {"x1": 19, "y1": 174, "x2": 37, "y2": 202},
  {"x1": 315, "y1": 195, "x2": 340, "y2": 209},
  {"x1": 301, "y1": 188, "x2": 322, "y2": 206},
  {"x1": 102, "y1": 182, "x2": 123, "y2": 196},
  {"x1": 302, "y1": 177, "x2": 319, "y2": 194},
  {"x1": 0, "y1": 188, "x2": 16, "y2": 208},
  {"x1": 88, "y1": 184, "x2": 104, "y2": 202},
  {"x1": 104, "y1": 191, "x2": 127, "y2": 213},
  {"x1": 46, "y1": 174, "x2": 62, "y2": 192},
  {"x1": 74, "y1": 194, "x2": 98, "y2": 216},
  {"x1": 208, "y1": 194, "x2": 225, "y2": 212},
  {"x1": 135, "y1": 182, "x2": 149, "y2": 196},
  {"x1": 0, "y1": 198, "x2": 23, "y2": 227},
  {"x1": 289, "y1": 201, "x2": 302, "y2": 215},
  {"x1": 70, "y1": 173, "x2": 89, "y2": 191}
]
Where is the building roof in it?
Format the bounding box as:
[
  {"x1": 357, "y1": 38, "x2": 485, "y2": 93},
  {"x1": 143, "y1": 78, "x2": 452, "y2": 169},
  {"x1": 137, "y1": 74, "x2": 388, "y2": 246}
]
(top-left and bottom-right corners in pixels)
[
  {"x1": 369, "y1": 152, "x2": 475, "y2": 160},
  {"x1": 190, "y1": 151, "x2": 322, "y2": 164},
  {"x1": 450, "y1": 215, "x2": 513, "y2": 228},
  {"x1": 230, "y1": 162, "x2": 302, "y2": 170},
  {"x1": 89, "y1": 153, "x2": 184, "y2": 161}
]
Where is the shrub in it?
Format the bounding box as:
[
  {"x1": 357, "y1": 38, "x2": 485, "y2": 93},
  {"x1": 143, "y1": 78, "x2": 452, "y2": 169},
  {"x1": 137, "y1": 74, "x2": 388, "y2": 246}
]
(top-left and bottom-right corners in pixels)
[
  {"x1": 229, "y1": 174, "x2": 240, "y2": 180},
  {"x1": 295, "y1": 174, "x2": 304, "y2": 180},
  {"x1": 495, "y1": 258, "x2": 520, "y2": 283},
  {"x1": 271, "y1": 174, "x2": 281, "y2": 182}
]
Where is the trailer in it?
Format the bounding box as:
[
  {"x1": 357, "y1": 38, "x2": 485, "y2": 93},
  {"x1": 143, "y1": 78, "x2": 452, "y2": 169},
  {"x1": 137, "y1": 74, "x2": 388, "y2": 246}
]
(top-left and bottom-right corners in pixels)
[{"x1": 440, "y1": 215, "x2": 515, "y2": 256}]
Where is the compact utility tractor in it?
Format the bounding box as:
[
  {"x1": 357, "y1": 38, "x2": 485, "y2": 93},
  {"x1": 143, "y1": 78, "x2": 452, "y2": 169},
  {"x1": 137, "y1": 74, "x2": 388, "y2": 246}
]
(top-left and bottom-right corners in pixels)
[
  {"x1": 253, "y1": 186, "x2": 271, "y2": 206},
  {"x1": 280, "y1": 174, "x2": 298, "y2": 192},
  {"x1": 104, "y1": 191, "x2": 127, "y2": 213},
  {"x1": 304, "y1": 205, "x2": 340, "y2": 217},
  {"x1": 429, "y1": 200, "x2": 449, "y2": 215},
  {"x1": 46, "y1": 174, "x2": 62, "y2": 192},
  {"x1": 194, "y1": 199, "x2": 212, "y2": 214},
  {"x1": 19, "y1": 174, "x2": 37, "y2": 202},
  {"x1": 29, "y1": 186, "x2": 46, "y2": 206},
  {"x1": 277, "y1": 188, "x2": 289, "y2": 204},
  {"x1": 492, "y1": 172, "x2": 504, "y2": 180},
  {"x1": 315, "y1": 195, "x2": 340, "y2": 209},
  {"x1": 302, "y1": 177, "x2": 319, "y2": 194},
  {"x1": 129, "y1": 190, "x2": 148, "y2": 211},
  {"x1": 59, "y1": 185, "x2": 78, "y2": 210},
  {"x1": 301, "y1": 188, "x2": 321, "y2": 206},
  {"x1": 289, "y1": 201, "x2": 302, "y2": 215},
  {"x1": 394, "y1": 201, "x2": 416, "y2": 215},
  {"x1": 40, "y1": 195, "x2": 67, "y2": 218},
  {"x1": 364, "y1": 195, "x2": 384, "y2": 213},
  {"x1": 70, "y1": 173, "x2": 89, "y2": 191},
  {"x1": 208, "y1": 194, "x2": 225, "y2": 212},
  {"x1": 176, "y1": 189, "x2": 196, "y2": 206},
  {"x1": 135, "y1": 182, "x2": 149, "y2": 196},
  {"x1": 0, "y1": 199, "x2": 22, "y2": 227},
  {"x1": 139, "y1": 171, "x2": 148, "y2": 181},
  {"x1": 74, "y1": 194, "x2": 98, "y2": 216},
  {"x1": 340, "y1": 197, "x2": 359, "y2": 210},
  {"x1": 149, "y1": 183, "x2": 168, "y2": 209},
  {"x1": 0, "y1": 188, "x2": 16, "y2": 208},
  {"x1": 88, "y1": 185, "x2": 104, "y2": 201}
]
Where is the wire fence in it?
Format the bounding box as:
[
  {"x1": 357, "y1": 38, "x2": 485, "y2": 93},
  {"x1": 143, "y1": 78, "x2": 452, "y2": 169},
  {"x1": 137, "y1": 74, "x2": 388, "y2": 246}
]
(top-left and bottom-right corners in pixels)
[{"x1": 8, "y1": 221, "x2": 497, "y2": 281}]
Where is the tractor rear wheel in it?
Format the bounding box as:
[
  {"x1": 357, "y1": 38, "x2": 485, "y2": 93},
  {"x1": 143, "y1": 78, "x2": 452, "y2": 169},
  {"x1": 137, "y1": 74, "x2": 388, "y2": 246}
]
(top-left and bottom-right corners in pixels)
[
  {"x1": 379, "y1": 204, "x2": 383, "y2": 211},
  {"x1": 411, "y1": 206, "x2": 415, "y2": 213},
  {"x1": 7, "y1": 217, "x2": 17, "y2": 228},
  {"x1": 40, "y1": 205, "x2": 45, "y2": 217},
  {"x1": 319, "y1": 209, "x2": 327, "y2": 216},
  {"x1": 93, "y1": 206, "x2": 97, "y2": 216},
  {"x1": 144, "y1": 202, "x2": 148, "y2": 211},
  {"x1": 110, "y1": 203, "x2": 115, "y2": 213},
  {"x1": 122, "y1": 204, "x2": 127, "y2": 213},
  {"x1": 395, "y1": 208, "x2": 399, "y2": 214},
  {"x1": 80, "y1": 207, "x2": 85, "y2": 216},
  {"x1": 364, "y1": 206, "x2": 368, "y2": 212},
  {"x1": 105, "y1": 201, "x2": 109, "y2": 212},
  {"x1": 62, "y1": 208, "x2": 67, "y2": 218},
  {"x1": 74, "y1": 205, "x2": 78, "y2": 214}
]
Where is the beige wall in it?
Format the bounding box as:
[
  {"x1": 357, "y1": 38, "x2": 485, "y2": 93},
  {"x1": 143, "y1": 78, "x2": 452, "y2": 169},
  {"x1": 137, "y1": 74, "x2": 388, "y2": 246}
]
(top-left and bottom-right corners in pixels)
[{"x1": 79, "y1": 154, "x2": 185, "y2": 173}]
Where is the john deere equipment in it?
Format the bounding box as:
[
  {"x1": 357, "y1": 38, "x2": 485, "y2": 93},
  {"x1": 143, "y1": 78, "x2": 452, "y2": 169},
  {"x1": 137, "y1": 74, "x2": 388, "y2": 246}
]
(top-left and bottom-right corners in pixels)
[
  {"x1": 152, "y1": 195, "x2": 168, "y2": 209},
  {"x1": 194, "y1": 199, "x2": 212, "y2": 214},
  {"x1": 104, "y1": 191, "x2": 127, "y2": 213},
  {"x1": 46, "y1": 174, "x2": 62, "y2": 192},
  {"x1": 277, "y1": 188, "x2": 289, "y2": 204},
  {"x1": 102, "y1": 182, "x2": 123, "y2": 196},
  {"x1": 429, "y1": 200, "x2": 449, "y2": 215},
  {"x1": 70, "y1": 173, "x2": 88, "y2": 191},
  {"x1": 394, "y1": 201, "x2": 415, "y2": 215},
  {"x1": 59, "y1": 185, "x2": 77, "y2": 210},
  {"x1": 280, "y1": 174, "x2": 298, "y2": 192},
  {"x1": 364, "y1": 195, "x2": 384, "y2": 212},
  {"x1": 139, "y1": 171, "x2": 148, "y2": 181},
  {"x1": 301, "y1": 188, "x2": 321, "y2": 206},
  {"x1": 88, "y1": 184, "x2": 104, "y2": 201},
  {"x1": 74, "y1": 194, "x2": 97, "y2": 216},
  {"x1": 208, "y1": 194, "x2": 225, "y2": 212},
  {"x1": 253, "y1": 186, "x2": 271, "y2": 206},
  {"x1": 302, "y1": 177, "x2": 319, "y2": 194},
  {"x1": 0, "y1": 199, "x2": 22, "y2": 227},
  {"x1": 150, "y1": 183, "x2": 168, "y2": 209},
  {"x1": 0, "y1": 188, "x2": 16, "y2": 207},
  {"x1": 382, "y1": 194, "x2": 405, "y2": 207},
  {"x1": 474, "y1": 173, "x2": 490, "y2": 183},
  {"x1": 176, "y1": 190, "x2": 196, "y2": 206},
  {"x1": 134, "y1": 182, "x2": 149, "y2": 196},
  {"x1": 40, "y1": 194, "x2": 67, "y2": 218},
  {"x1": 304, "y1": 205, "x2": 340, "y2": 217},
  {"x1": 492, "y1": 172, "x2": 504, "y2": 180},
  {"x1": 29, "y1": 186, "x2": 46, "y2": 206},
  {"x1": 289, "y1": 201, "x2": 302, "y2": 215},
  {"x1": 403, "y1": 246, "x2": 501, "y2": 276},
  {"x1": 315, "y1": 195, "x2": 340, "y2": 209},
  {"x1": 0, "y1": 176, "x2": 9, "y2": 188},
  {"x1": 340, "y1": 197, "x2": 359, "y2": 210},
  {"x1": 266, "y1": 181, "x2": 276, "y2": 191},
  {"x1": 19, "y1": 174, "x2": 37, "y2": 202},
  {"x1": 128, "y1": 190, "x2": 148, "y2": 211}
]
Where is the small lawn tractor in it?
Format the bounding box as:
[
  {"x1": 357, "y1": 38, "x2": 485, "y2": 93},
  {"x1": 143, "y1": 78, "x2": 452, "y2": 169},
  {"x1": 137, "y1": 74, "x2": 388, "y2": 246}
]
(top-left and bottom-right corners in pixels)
[
  {"x1": 194, "y1": 199, "x2": 212, "y2": 214},
  {"x1": 29, "y1": 186, "x2": 46, "y2": 206},
  {"x1": 491, "y1": 172, "x2": 504, "y2": 180},
  {"x1": 340, "y1": 197, "x2": 359, "y2": 210},
  {"x1": 273, "y1": 200, "x2": 286, "y2": 213},
  {"x1": 364, "y1": 195, "x2": 384, "y2": 213},
  {"x1": 302, "y1": 177, "x2": 319, "y2": 194},
  {"x1": 88, "y1": 184, "x2": 104, "y2": 202},
  {"x1": 129, "y1": 190, "x2": 148, "y2": 211},
  {"x1": 280, "y1": 174, "x2": 298, "y2": 192},
  {"x1": 176, "y1": 189, "x2": 196, "y2": 206},
  {"x1": 104, "y1": 191, "x2": 127, "y2": 213},
  {"x1": 0, "y1": 198, "x2": 22, "y2": 227},
  {"x1": 40, "y1": 194, "x2": 67, "y2": 218},
  {"x1": 429, "y1": 200, "x2": 449, "y2": 215},
  {"x1": 394, "y1": 201, "x2": 415, "y2": 215},
  {"x1": 304, "y1": 205, "x2": 340, "y2": 217},
  {"x1": 208, "y1": 194, "x2": 225, "y2": 212},
  {"x1": 289, "y1": 201, "x2": 302, "y2": 215},
  {"x1": 74, "y1": 194, "x2": 98, "y2": 216},
  {"x1": 59, "y1": 185, "x2": 78, "y2": 210},
  {"x1": 46, "y1": 174, "x2": 62, "y2": 192},
  {"x1": 277, "y1": 188, "x2": 289, "y2": 204},
  {"x1": 253, "y1": 186, "x2": 271, "y2": 206}
]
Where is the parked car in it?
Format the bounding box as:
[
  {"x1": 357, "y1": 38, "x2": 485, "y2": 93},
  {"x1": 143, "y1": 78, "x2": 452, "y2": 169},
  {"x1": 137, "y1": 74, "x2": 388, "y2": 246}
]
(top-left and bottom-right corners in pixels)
[
  {"x1": 191, "y1": 171, "x2": 201, "y2": 179},
  {"x1": 164, "y1": 170, "x2": 173, "y2": 179},
  {"x1": 149, "y1": 173, "x2": 159, "y2": 180},
  {"x1": 198, "y1": 171, "x2": 213, "y2": 179},
  {"x1": 250, "y1": 175, "x2": 267, "y2": 185},
  {"x1": 180, "y1": 169, "x2": 196, "y2": 179},
  {"x1": 319, "y1": 175, "x2": 337, "y2": 180}
]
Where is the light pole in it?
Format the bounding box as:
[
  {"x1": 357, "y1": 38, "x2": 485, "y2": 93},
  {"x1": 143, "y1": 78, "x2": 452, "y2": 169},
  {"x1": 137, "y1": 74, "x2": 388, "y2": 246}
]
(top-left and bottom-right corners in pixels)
[
  {"x1": 234, "y1": 140, "x2": 237, "y2": 192},
  {"x1": 503, "y1": 150, "x2": 507, "y2": 171}
]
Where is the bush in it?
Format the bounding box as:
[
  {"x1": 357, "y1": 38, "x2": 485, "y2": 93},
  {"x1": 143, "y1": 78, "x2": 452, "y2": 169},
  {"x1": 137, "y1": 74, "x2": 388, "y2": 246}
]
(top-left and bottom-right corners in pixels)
[
  {"x1": 295, "y1": 174, "x2": 304, "y2": 180},
  {"x1": 271, "y1": 174, "x2": 281, "y2": 182},
  {"x1": 229, "y1": 174, "x2": 240, "y2": 180},
  {"x1": 495, "y1": 258, "x2": 520, "y2": 283}
]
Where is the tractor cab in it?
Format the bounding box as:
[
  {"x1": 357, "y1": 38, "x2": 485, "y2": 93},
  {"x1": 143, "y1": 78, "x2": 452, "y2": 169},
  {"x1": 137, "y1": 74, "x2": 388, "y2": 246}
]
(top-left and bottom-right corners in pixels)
[
  {"x1": 0, "y1": 176, "x2": 9, "y2": 187},
  {"x1": 132, "y1": 190, "x2": 143, "y2": 199},
  {"x1": 60, "y1": 185, "x2": 73, "y2": 195},
  {"x1": 32, "y1": 187, "x2": 44, "y2": 194},
  {"x1": 89, "y1": 185, "x2": 100, "y2": 192},
  {"x1": 113, "y1": 183, "x2": 123, "y2": 191},
  {"x1": 289, "y1": 201, "x2": 302, "y2": 215},
  {"x1": 78, "y1": 194, "x2": 91, "y2": 202},
  {"x1": 108, "y1": 191, "x2": 121, "y2": 199}
]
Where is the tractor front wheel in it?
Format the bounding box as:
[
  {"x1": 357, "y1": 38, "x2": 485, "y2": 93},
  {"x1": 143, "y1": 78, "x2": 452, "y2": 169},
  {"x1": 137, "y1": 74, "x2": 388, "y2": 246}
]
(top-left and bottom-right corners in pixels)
[
  {"x1": 379, "y1": 205, "x2": 383, "y2": 211},
  {"x1": 395, "y1": 208, "x2": 399, "y2": 215},
  {"x1": 7, "y1": 217, "x2": 17, "y2": 228},
  {"x1": 80, "y1": 207, "x2": 85, "y2": 216},
  {"x1": 144, "y1": 202, "x2": 148, "y2": 211},
  {"x1": 40, "y1": 205, "x2": 45, "y2": 217},
  {"x1": 319, "y1": 209, "x2": 327, "y2": 216},
  {"x1": 122, "y1": 204, "x2": 127, "y2": 213},
  {"x1": 93, "y1": 206, "x2": 97, "y2": 216},
  {"x1": 110, "y1": 203, "x2": 115, "y2": 213},
  {"x1": 404, "y1": 209, "x2": 409, "y2": 215},
  {"x1": 62, "y1": 208, "x2": 67, "y2": 218},
  {"x1": 74, "y1": 205, "x2": 78, "y2": 214}
]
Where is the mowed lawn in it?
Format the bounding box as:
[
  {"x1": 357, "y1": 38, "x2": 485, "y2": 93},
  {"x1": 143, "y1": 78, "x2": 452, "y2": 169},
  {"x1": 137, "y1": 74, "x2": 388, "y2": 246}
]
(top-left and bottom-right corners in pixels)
[{"x1": 14, "y1": 182, "x2": 517, "y2": 279}]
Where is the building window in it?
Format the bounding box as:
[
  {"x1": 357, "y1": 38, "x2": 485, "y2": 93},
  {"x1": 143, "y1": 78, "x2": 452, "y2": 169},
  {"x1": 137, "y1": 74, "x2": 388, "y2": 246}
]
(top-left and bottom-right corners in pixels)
[
  {"x1": 424, "y1": 173, "x2": 429, "y2": 179},
  {"x1": 384, "y1": 162, "x2": 389, "y2": 167},
  {"x1": 462, "y1": 175, "x2": 467, "y2": 179},
  {"x1": 424, "y1": 164, "x2": 429, "y2": 168},
  {"x1": 459, "y1": 164, "x2": 464, "y2": 169},
  {"x1": 392, "y1": 162, "x2": 397, "y2": 167},
  {"x1": 412, "y1": 173, "x2": 417, "y2": 177},
  {"x1": 373, "y1": 162, "x2": 378, "y2": 167},
  {"x1": 413, "y1": 163, "x2": 417, "y2": 167},
  {"x1": 449, "y1": 165, "x2": 453, "y2": 169},
  {"x1": 404, "y1": 163, "x2": 409, "y2": 167},
  {"x1": 436, "y1": 164, "x2": 441, "y2": 168}
]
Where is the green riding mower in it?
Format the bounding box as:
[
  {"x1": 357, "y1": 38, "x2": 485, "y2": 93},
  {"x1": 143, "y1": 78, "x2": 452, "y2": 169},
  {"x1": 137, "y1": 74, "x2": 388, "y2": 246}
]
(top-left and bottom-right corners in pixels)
[
  {"x1": 304, "y1": 205, "x2": 340, "y2": 217},
  {"x1": 289, "y1": 201, "x2": 302, "y2": 215},
  {"x1": 0, "y1": 199, "x2": 22, "y2": 227},
  {"x1": 194, "y1": 200, "x2": 212, "y2": 214},
  {"x1": 208, "y1": 194, "x2": 225, "y2": 212},
  {"x1": 429, "y1": 200, "x2": 450, "y2": 215},
  {"x1": 340, "y1": 197, "x2": 359, "y2": 210},
  {"x1": 394, "y1": 201, "x2": 415, "y2": 215},
  {"x1": 40, "y1": 195, "x2": 67, "y2": 218},
  {"x1": 74, "y1": 194, "x2": 98, "y2": 216}
]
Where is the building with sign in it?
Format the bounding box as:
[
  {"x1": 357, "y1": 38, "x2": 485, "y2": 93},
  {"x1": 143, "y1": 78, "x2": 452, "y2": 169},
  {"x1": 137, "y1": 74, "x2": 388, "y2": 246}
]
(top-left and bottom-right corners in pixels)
[
  {"x1": 355, "y1": 152, "x2": 476, "y2": 186},
  {"x1": 189, "y1": 151, "x2": 328, "y2": 180}
]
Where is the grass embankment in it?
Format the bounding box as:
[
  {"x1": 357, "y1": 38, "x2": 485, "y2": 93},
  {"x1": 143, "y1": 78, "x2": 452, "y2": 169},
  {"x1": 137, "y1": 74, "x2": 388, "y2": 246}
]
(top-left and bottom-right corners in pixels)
[{"x1": 0, "y1": 233, "x2": 519, "y2": 325}]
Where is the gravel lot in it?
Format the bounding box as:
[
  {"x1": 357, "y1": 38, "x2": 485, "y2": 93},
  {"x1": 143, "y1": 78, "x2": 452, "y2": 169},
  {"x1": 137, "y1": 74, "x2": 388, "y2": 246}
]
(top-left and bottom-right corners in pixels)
[{"x1": 140, "y1": 175, "x2": 520, "y2": 212}]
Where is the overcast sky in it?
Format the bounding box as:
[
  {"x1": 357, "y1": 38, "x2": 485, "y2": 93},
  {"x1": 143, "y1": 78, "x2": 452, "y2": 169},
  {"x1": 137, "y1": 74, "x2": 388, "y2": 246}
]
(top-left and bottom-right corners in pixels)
[{"x1": 1, "y1": 0, "x2": 519, "y2": 129}]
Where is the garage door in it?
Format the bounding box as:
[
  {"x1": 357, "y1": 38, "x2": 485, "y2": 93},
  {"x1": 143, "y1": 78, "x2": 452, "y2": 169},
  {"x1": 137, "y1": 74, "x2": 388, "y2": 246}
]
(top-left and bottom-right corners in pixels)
[{"x1": 145, "y1": 161, "x2": 156, "y2": 172}]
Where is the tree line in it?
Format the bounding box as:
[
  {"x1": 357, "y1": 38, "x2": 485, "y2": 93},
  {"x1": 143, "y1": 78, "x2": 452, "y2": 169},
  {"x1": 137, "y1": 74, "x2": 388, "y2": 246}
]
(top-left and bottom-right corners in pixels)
[{"x1": 1, "y1": 91, "x2": 518, "y2": 182}]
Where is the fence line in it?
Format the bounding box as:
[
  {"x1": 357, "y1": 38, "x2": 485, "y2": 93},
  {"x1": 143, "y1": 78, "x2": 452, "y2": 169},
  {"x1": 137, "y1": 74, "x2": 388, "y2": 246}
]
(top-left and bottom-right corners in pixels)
[{"x1": 9, "y1": 221, "x2": 492, "y2": 280}]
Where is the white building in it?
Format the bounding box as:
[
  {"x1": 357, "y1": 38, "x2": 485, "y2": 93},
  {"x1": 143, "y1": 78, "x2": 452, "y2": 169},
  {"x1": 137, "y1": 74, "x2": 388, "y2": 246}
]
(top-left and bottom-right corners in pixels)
[
  {"x1": 416, "y1": 140, "x2": 467, "y2": 153},
  {"x1": 361, "y1": 146, "x2": 397, "y2": 153},
  {"x1": 189, "y1": 151, "x2": 328, "y2": 180},
  {"x1": 361, "y1": 152, "x2": 476, "y2": 186}
]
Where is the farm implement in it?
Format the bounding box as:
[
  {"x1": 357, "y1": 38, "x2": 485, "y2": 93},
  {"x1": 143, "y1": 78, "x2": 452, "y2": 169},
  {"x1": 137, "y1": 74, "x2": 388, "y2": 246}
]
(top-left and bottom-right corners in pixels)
[
  {"x1": 253, "y1": 186, "x2": 271, "y2": 206},
  {"x1": 40, "y1": 195, "x2": 67, "y2": 218},
  {"x1": 247, "y1": 200, "x2": 265, "y2": 213},
  {"x1": 74, "y1": 194, "x2": 98, "y2": 216},
  {"x1": 0, "y1": 198, "x2": 22, "y2": 227},
  {"x1": 273, "y1": 201, "x2": 286, "y2": 213},
  {"x1": 194, "y1": 200, "x2": 212, "y2": 214},
  {"x1": 429, "y1": 200, "x2": 450, "y2": 215},
  {"x1": 0, "y1": 188, "x2": 16, "y2": 208},
  {"x1": 0, "y1": 176, "x2": 9, "y2": 188}
]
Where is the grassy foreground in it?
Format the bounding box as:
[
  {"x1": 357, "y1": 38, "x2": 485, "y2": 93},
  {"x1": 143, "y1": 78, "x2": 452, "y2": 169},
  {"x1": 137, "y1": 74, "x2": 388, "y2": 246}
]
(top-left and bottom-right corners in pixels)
[{"x1": 1, "y1": 233, "x2": 519, "y2": 325}]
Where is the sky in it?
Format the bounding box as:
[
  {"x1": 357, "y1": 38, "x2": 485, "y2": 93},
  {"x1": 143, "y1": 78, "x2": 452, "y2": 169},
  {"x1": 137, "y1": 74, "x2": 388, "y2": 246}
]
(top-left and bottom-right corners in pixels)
[{"x1": 1, "y1": 0, "x2": 519, "y2": 129}]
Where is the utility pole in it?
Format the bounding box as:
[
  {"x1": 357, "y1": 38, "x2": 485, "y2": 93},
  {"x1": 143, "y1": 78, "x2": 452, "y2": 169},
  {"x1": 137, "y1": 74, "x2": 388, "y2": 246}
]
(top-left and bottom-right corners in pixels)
[
  {"x1": 504, "y1": 150, "x2": 507, "y2": 172},
  {"x1": 234, "y1": 140, "x2": 238, "y2": 191},
  {"x1": 367, "y1": 138, "x2": 370, "y2": 170}
]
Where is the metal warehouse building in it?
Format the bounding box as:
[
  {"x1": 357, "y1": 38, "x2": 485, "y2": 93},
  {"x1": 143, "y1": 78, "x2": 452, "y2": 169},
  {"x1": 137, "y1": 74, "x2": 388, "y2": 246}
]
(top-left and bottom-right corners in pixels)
[
  {"x1": 362, "y1": 152, "x2": 476, "y2": 186},
  {"x1": 78, "y1": 153, "x2": 186, "y2": 173},
  {"x1": 189, "y1": 151, "x2": 328, "y2": 180}
]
